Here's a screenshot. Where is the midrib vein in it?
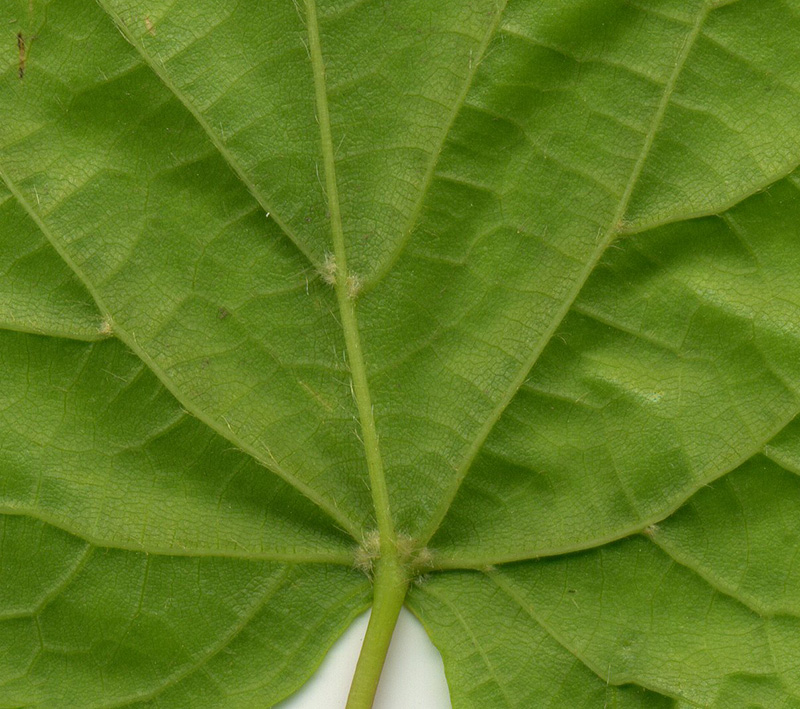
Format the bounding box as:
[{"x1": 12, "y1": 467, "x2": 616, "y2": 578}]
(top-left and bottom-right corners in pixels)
[
  {"x1": 418, "y1": 2, "x2": 712, "y2": 546},
  {"x1": 0, "y1": 165, "x2": 361, "y2": 542},
  {"x1": 94, "y1": 0, "x2": 318, "y2": 271},
  {"x1": 304, "y1": 0, "x2": 396, "y2": 548}
]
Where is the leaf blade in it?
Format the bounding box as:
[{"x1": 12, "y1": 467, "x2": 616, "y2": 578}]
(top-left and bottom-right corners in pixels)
[
  {"x1": 0, "y1": 183, "x2": 106, "y2": 341},
  {"x1": 431, "y1": 173, "x2": 800, "y2": 562},
  {"x1": 0, "y1": 330, "x2": 355, "y2": 560},
  {"x1": 0, "y1": 515, "x2": 370, "y2": 708}
]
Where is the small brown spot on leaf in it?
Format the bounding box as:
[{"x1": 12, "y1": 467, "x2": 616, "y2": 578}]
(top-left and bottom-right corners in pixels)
[
  {"x1": 17, "y1": 32, "x2": 25, "y2": 79},
  {"x1": 144, "y1": 16, "x2": 155, "y2": 36},
  {"x1": 217, "y1": 307, "x2": 230, "y2": 320}
]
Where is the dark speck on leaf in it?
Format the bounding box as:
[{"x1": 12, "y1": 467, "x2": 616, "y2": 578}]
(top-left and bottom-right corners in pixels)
[
  {"x1": 17, "y1": 32, "x2": 25, "y2": 79},
  {"x1": 217, "y1": 307, "x2": 230, "y2": 320}
]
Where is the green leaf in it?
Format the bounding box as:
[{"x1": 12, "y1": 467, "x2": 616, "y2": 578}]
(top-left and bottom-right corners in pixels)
[
  {"x1": 432, "y1": 178, "x2": 800, "y2": 564},
  {"x1": 0, "y1": 331, "x2": 356, "y2": 560},
  {"x1": 0, "y1": 183, "x2": 105, "y2": 340},
  {"x1": 2, "y1": 0, "x2": 800, "y2": 706},
  {"x1": 1, "y1": 512, "x2": 370, "y2": 707}
]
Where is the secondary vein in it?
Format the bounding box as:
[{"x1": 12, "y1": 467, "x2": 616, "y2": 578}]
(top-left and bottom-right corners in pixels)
[
  {"x1": 304, "y1": 0, "x2": 396, "y2": 551},
  {"x1": 0, "y1": 319, "x2": 110, "y2": 342},
  {"x1": 0, "y1": 507, "x2": 356, "y2": 566},
  {"x1": 418, "y1": 1, "x2": 713, "y2": 547},
  {"x1": 94, "y1": 0, "x2": 319, "y2": 271},
  {"x1": 0, "y1": 165, "x2": 362, "y2": 542},
  {"x1": 362, "y1": 0, "x2": 510, "y2": 294},
  {"x1": 488, "y1": 572, "x2": 702, "y2": 707}
]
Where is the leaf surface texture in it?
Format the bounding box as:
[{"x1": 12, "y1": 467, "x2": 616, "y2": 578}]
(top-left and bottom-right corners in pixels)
[{"x1": 2, "y1": 0, "x2": 800, "y2": 706}]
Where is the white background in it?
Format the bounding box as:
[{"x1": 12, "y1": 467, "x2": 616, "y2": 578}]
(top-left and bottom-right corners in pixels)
[{"x1": 278, "y1": 608, "x2": 451, "y2": 708}]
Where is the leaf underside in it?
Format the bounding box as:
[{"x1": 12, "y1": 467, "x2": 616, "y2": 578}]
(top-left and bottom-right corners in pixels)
[{"x1": 2, "y1": 0, "x2": 800, "y2": 707}]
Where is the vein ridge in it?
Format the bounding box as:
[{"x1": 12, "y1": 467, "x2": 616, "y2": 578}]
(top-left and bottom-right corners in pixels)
[
  {"x1": 0, "y1": 319, "x2": 110, "y2": 343},
  {"x1": 419, "y1": 583, "x2": 515, "y2": 707},
  {"x1": 0, "y1": 165, "x2": 362, "y2": 541},
  {"x1": 417, "y1": 1, "x2": 714, "y2": 546},
  {"x1": 432, "y1": 403, "x2": 800, "y2": 569},
  {"x1": 304, "y1": 0, "x2": 396, "y2": 547},
  {"x1": 0, "y1": 546, "x2": 94, "y2": 621},
  {"x1": 0, "y1": 507, "x2": 355, "y2": 565},
  {"x1": 362, "y1": 0, "x2": 510, "y2": 293},
  {"x1": 488, "y1": 573, "x2": 703, "y2": 708},
  {"x1": 97, "y1": 566, "x2": 295, "y2": 709},
  {"x1": 644, "y1": 533, "x2": 789, "y2": 619},
  {"x1": 619, "y1": 154, "x2": 800, "y2": 237},
  {"x1": 93, "y1": 0, "x2": 319, "y2": 270}
]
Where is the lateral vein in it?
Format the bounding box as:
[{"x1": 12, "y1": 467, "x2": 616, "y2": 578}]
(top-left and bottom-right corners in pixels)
[
  {"x1": 0, "y1": 164, "x2": 362, "y2": 541},
  {"x1": 0, "y1": 319, "x2": 110, "y2": 342},
  {"x1": 362, "y1": 0, "x2": 510, "y2": 294},
  {"x1": 94, "y1": 0, "x2": 318, "y2": 270},
  {"x1": 489, "y1": 573, "x2": 703, "y2": 707},
  {"x1": 0, "y1": 507, "x2": 356, "y2": 566},
  {"x1": 418, "y1": 1, "x2": 713, "y2": 546}
]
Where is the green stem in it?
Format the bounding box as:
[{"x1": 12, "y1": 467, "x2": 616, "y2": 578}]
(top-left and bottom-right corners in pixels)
[
  {"x1": 304, "y1": 0, "x2": 396, "y2": 550},
  {"x1": 304, "y1": 4, "x2": 408, "y2": 705},
  {"x1": 346, "y1": 555, "x2": 409, "y2": 709}
]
